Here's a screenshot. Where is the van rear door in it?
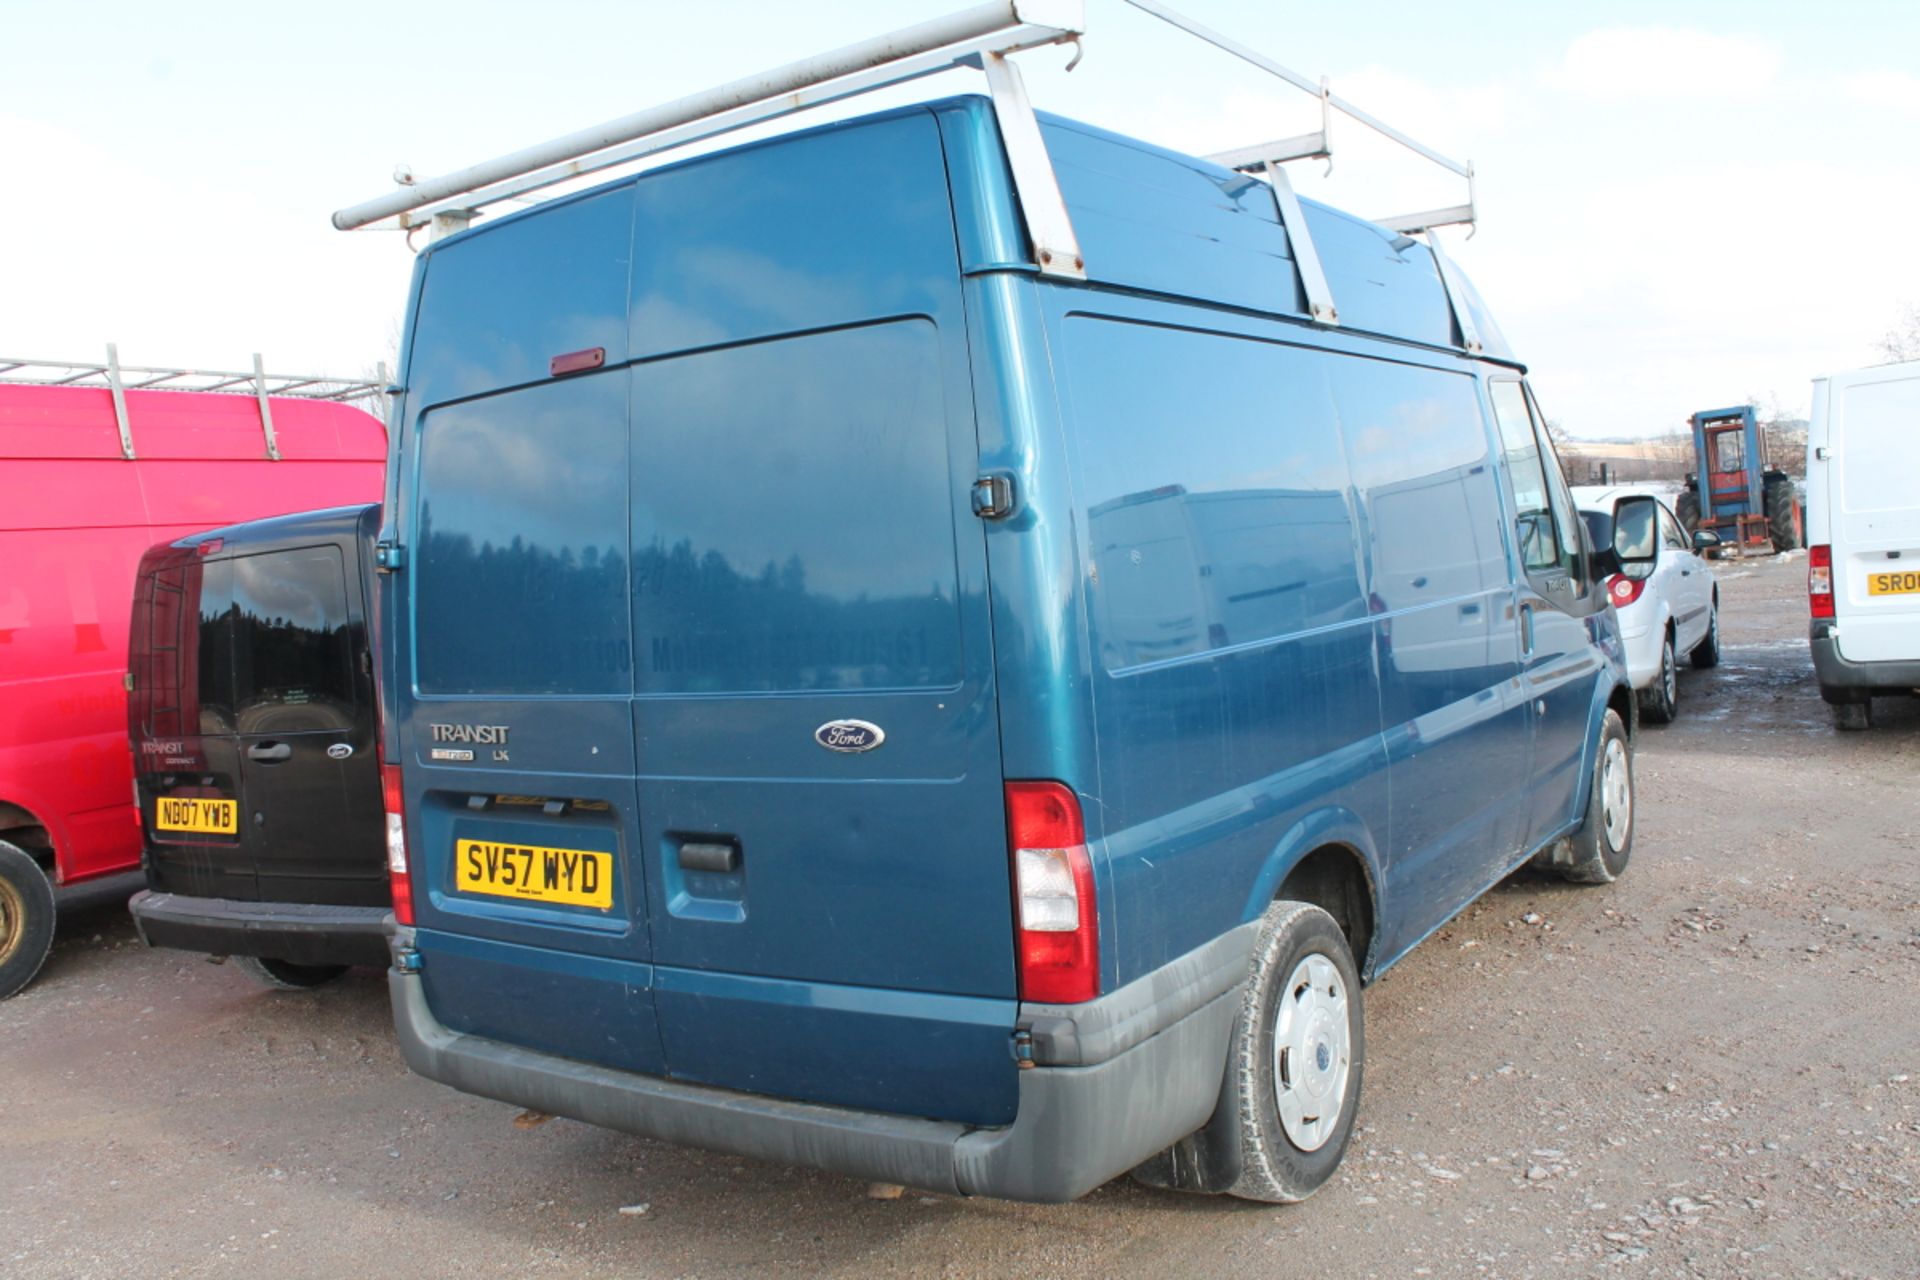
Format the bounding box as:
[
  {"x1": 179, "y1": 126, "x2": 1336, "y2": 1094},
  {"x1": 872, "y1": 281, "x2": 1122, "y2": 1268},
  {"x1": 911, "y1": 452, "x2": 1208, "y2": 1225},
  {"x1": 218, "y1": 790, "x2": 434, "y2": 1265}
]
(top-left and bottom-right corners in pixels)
[
  {"x1": 628, "y1": 321, "x2": 1014, "y2": 1127},
  {"x1": 1828, "y1": 368, "x2": 1920, "y2": 662},
  {"x1": 133, "y1": 552, "x2": 255, "y2": 901},
  {"x1": 225, "y1": 545, "x2": 384, "y2": 905}
]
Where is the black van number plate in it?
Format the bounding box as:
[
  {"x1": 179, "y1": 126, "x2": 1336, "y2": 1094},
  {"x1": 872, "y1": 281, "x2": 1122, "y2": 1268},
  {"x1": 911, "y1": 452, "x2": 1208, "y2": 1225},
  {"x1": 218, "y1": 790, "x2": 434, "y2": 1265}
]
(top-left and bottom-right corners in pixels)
[
  {"x1": 455, "y1": 839, "x2": 612, "y2": 910},
  {"x1": 155, "y1": 797, "x2": 238, "y2": 835}
]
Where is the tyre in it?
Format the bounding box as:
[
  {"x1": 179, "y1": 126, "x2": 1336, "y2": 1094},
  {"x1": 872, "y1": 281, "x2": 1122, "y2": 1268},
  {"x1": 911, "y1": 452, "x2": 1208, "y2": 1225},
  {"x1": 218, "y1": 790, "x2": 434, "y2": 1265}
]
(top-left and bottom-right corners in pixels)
[
  {"x1": 1222, "y1": 901, "x2": 1365, "y2": 1203},
  {"x1": 1689, "y1": 597, "x2": 1721, "y2": 668},
  {"x1": 1637, "y1": 630, "x2": 1678, "y2": 725},
  {"x1": 233, "y1": 955, "x2": 350, "y2": 990},
  {"x1": 1833, "y1": 699, "x2": 1873, "y2": 732},
  {"x1": 1763, "y1": 474, "x2": 1798, "y2": 552},
  {"x1": 1675, "y1": 488, "x2": 1700, "y2": 538},
  {"x1": 0, "y1": 840, "x2": 57, "y2": 1000},
  {"x1": 1552, "y1": 708, "x2": 1633, "y2": 885}
]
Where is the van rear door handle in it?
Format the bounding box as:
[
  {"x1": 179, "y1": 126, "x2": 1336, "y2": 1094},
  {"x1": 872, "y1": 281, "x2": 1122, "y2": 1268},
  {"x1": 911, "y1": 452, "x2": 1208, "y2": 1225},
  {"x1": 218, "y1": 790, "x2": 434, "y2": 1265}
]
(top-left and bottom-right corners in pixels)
[{"x1": 247, "y1": 742, "x2": 292, "y2": 763}]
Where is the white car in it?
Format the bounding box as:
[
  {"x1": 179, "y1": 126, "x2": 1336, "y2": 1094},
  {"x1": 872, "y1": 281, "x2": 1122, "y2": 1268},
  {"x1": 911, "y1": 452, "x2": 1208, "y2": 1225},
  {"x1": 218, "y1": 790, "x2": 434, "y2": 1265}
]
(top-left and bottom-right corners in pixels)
[{"x1": 1574, "y1": 486, "x2": 1720, "y2": 723}]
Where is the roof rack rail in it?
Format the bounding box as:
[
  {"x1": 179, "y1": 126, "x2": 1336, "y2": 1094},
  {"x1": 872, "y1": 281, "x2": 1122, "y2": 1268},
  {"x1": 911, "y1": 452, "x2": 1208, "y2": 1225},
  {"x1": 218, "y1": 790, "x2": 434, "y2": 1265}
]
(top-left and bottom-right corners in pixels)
[
  {"x1": 332, "y1": 0, "x2": 1484, "y2": 350},
  {"x1": 0, "y1": 345, "x2": 388, "y2": 461}
]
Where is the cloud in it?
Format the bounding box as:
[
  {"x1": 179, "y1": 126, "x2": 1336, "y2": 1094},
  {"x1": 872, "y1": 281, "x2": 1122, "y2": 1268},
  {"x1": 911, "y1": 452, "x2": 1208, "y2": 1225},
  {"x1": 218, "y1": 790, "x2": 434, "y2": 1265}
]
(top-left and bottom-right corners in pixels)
[
  {"x1": 1558, "y1": 27, "x2": 1782, "y2": 96},
  {"x1": 1842, "y1": 69, "x2": 1920, "y2": 111}
]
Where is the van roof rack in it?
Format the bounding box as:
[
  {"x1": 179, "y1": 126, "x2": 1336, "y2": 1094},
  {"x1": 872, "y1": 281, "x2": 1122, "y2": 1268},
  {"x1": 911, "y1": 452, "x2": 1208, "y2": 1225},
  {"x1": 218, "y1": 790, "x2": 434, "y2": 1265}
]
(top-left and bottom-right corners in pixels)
[
  {"x1": 0, "y1": 345, "x2": 388, "y2": 461},
  {"x1": 333, "y1": 0, "x2": 1482, "y2": 349}
]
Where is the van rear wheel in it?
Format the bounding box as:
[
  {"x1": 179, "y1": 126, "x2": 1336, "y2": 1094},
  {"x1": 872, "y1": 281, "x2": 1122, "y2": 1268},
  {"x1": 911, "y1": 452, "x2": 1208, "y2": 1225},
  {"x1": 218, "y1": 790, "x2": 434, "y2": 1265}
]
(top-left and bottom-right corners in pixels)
[
  {"x1": 233, "y1": 955, "x2": 349, "y2": 990},
  {"x1": 1553, "y1": 709, "x2": 1633, "y2": 884},
  {"x1": 0, "y1": 841, "x2": 57, "y2": 1000},
  {"x1": 1223, "y1": 901, "x2": 1365, "y2": 1203}
]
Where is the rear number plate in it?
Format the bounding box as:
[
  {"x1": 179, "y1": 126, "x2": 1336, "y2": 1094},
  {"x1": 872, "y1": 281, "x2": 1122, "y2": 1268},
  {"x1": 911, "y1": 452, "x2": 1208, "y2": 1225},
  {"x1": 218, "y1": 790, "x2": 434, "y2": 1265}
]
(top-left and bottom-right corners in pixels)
[
  {"x1": 1867, "y1": 571, "x2": 1920, "y2": 596},
  {"x1": 155, "y1": 797, "x2": 238, "y2": 835},
  {"x1": 456, "y1": 840, "x2": 612, "y2": 910}
]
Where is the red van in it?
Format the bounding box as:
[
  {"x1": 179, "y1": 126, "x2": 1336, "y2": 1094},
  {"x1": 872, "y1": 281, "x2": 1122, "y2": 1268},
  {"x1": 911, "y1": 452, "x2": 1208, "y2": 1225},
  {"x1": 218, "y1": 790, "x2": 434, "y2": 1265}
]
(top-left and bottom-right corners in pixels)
[{"x1": 0, "y1": 351, "x2": 386, "y2": 997}]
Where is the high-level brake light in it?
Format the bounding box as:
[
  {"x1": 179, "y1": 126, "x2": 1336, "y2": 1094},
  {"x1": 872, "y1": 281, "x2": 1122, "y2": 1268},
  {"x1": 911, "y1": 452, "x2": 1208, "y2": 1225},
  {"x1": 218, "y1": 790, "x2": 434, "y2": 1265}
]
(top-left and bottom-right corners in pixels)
[{"x1": 1005, "y1": 781, "x2": 1098, "y2": 1004}]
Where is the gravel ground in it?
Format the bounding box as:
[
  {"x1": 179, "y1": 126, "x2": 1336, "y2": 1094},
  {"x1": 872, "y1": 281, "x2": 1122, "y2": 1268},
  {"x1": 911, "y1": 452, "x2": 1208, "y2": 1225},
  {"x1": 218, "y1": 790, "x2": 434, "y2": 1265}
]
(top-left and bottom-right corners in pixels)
[{"x1": 4, "y1": 554, "x2": 1917, "y2": 1280}]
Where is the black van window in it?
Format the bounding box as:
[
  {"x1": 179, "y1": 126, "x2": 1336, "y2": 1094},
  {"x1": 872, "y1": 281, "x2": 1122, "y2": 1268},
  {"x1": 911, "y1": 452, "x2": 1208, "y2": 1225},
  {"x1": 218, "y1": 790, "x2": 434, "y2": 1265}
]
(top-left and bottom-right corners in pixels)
[
  {"x1": 227, "y1": 548, "x2": 355, "y2": 732},
  {"x1": 194, "y1": 559, "x2": 236, "y2": 735},
  {"x1": 631, "y1": 320, "x2": 961, "y2": 693},
  {"x1": 1059, "y1": 318, "x2": 1364, "y2": 670},
  {"x1": 415, "y1": 374, "x2": 632, "y2": 695}
]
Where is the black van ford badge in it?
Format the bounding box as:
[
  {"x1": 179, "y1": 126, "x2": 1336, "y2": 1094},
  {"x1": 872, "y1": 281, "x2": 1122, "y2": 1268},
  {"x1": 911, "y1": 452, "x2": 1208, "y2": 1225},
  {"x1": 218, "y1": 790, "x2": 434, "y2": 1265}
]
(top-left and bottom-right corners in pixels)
[{"x1": 814, "y1": 720, "x2": 885, "y2": 753}]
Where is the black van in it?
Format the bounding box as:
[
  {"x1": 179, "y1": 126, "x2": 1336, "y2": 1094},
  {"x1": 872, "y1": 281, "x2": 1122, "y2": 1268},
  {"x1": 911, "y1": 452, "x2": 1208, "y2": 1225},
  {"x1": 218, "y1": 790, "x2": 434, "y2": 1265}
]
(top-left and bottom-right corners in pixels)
[{"x1": 126, "y1": 504, "x2": 386, "y2": 988}]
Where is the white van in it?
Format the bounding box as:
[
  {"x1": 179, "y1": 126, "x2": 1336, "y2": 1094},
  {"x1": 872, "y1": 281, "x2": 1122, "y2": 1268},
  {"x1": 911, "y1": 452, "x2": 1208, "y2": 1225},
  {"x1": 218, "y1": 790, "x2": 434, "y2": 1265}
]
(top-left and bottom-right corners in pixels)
[{"x1": 1806, "y1": 360, "x2": 1920, "y2": 729}]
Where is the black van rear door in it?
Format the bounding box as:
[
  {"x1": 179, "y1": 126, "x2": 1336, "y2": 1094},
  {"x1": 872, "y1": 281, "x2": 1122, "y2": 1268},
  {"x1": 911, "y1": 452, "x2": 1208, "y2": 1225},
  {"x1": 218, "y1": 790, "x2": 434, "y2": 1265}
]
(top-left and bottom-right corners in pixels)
[
  {"x1": 226, "y1": 546, "x2": 384, "y2": 905},
  {"x1": 136, "y1": 556, "x2": 254, "y2": 901}
]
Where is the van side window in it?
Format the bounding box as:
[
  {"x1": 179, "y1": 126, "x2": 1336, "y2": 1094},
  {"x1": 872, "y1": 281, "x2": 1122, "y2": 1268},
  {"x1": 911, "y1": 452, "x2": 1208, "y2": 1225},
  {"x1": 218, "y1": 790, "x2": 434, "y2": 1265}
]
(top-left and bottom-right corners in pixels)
[
  {"x1": 1490, "y1": 380, "x2": 1583, "y2": 595},
  {"x1": 1526, "y1": 384, "x2": 1586, "y2": 592},
  {"x1": 227, "y1": 549, "x2": 355, "y2": 732},
  {"x1": 1488, "y1": 381, "x2": 1558, "y2": 574},
  {"x1": 1059, "y1": 318, "x2": 1364, "y2": 670},
  {"x1": 631, "y1": 320, "x2": 961, "y2": 694},
  {"x1": 1329, "y1": 357, "x2": 1508, "y2": 609}
]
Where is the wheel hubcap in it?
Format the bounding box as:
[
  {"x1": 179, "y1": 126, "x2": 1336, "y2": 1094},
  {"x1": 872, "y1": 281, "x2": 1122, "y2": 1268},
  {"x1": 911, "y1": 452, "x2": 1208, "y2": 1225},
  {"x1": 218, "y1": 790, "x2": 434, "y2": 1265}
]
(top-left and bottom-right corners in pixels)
[
  {"x1": 1272, "y1": 953, "x2": 1352, "y2": 1152},
  {"x1": 1663, "y1": 640, "x2": 1677, "y2": 703},
  {"x1": 0, "y1": 878, "x2": 23, "y2": 967},
  {"x1": 1602, "y1": 737, "x2": 1632, "y2": 850}
]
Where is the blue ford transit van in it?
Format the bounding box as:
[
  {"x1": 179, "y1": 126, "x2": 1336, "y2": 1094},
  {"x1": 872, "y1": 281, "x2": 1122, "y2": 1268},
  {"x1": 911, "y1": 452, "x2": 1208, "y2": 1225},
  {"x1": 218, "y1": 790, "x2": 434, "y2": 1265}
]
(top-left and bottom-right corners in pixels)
[{"x1": 370, "y1": 94, "x2": 1637, "y2": 1204}]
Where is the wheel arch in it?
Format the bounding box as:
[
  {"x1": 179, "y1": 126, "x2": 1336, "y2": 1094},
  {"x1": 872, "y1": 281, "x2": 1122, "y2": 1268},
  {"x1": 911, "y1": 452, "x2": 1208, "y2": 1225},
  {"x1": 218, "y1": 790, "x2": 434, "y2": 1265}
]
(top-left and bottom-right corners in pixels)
[
  {"x1": 1242, "y1": 809, "x2": 1383, "y2": 980},
  {"x1": 0, "y1": 800, "x2": 55, "y2": 873}
]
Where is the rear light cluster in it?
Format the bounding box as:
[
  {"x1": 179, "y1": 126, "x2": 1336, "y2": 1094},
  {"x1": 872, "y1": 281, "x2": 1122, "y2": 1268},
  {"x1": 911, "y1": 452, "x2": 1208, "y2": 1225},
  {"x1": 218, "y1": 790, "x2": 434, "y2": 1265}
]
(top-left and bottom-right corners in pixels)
[
  {"x1": 1606, "y1": 573, "x2": 1646, "y2": 608},
  {"x1": 1005, "y1": 781, "x2": 1098, "y2": 1004},
  {"x1": 383, "y1": 760, "x2": 413, "y2": 926},
  {"x1": 1809, "y1": 545, "x2": 1834, "y2": 619}
]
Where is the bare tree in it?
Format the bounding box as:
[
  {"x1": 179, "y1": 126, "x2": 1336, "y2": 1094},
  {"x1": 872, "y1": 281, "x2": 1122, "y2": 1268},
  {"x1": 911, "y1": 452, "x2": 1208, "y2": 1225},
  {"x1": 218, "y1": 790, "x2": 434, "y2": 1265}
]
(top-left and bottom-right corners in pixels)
[{"x1": 1876, "y1": 304, "x2": 1920, "y2": 363}]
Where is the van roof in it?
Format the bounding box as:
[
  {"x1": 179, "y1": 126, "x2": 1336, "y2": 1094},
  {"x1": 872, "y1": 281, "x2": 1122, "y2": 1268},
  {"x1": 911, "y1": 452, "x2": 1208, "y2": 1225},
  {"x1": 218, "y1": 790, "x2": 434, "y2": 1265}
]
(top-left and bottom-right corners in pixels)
[
  {"x1": 418, "y1": 95, "x2": 1516, "y2": 366},
  {"x1": 166, "y1": 502, "x2": 380, "y2": 557}
]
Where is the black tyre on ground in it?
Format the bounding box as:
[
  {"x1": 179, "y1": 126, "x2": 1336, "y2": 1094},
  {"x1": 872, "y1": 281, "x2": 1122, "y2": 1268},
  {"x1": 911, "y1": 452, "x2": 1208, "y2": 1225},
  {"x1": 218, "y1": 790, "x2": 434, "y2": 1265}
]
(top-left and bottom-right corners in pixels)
[
  {"x1": 1762, "y1": 473, "x2": 1799, "y2": 552},
  {"x1": 233, "y1": 955, "x2": 350, "y2": 990},
  {"x1": 1551, "y1": 708, "x2": 1634, "y2": 885},
  {"x1": 1676, "y1": 487, "x2": 1700, "y2": 538},
  {"x1": 1638, "y1": 630, "x2": 1678, "y2": 725},
  {"x1": 1222, "y1": 901, "x2": 1365, "y2": 1203},
  {"x1": 1690, "y1": 597, "x2": 1721, "y2": 668},
  {"x1": 0, "y1": 839, "x2": 57, "y2": 1000}
]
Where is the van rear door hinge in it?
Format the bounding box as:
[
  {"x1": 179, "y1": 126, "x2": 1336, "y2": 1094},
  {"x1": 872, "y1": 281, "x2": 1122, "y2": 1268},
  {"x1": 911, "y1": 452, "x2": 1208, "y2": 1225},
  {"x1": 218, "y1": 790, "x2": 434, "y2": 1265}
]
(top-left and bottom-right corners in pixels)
[
  {"x1": 971, "y1": 473, "x2": 1016, "y2": 520},
  {"x1": 374, "y1": 542, "x2": 406, "y2": 573}
]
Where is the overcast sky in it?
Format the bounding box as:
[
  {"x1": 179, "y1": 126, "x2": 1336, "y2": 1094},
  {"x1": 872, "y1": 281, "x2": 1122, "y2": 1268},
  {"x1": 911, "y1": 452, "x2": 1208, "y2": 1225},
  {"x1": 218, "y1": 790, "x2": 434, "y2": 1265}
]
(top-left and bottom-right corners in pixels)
[{"x1": 4, "y1": 1, "x2": 1915, "y2": 438}]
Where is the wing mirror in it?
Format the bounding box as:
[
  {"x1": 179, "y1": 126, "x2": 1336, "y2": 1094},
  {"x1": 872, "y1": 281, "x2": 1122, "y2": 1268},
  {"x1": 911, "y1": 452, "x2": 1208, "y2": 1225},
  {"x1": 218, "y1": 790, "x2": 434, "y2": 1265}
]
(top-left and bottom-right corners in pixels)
[
  {"x1": 1611, "y1": 495, "x2": 1658, "y2": 567},
  {"x1": 1692, "y1": 529, "x2": 1721, "y2": 552}
]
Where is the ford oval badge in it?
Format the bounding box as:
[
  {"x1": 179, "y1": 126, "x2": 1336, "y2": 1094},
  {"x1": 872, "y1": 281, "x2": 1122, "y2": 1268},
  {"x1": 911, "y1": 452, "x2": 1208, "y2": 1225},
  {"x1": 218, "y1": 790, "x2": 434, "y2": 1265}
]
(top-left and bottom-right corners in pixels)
[
  {"x1": 327, "y1": 743, "x2": 354, "y2": 760},
  {"x1": 814, "y1": 720, "x2": 885, "y2": 754}
]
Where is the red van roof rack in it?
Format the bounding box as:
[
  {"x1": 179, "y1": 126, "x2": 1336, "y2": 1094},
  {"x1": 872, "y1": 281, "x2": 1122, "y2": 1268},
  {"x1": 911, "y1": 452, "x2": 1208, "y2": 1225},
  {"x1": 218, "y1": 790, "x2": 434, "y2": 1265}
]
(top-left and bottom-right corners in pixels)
[
  {"x1": 331, "y1": 0, "x2": 1481, "y2": 350},
  {"x1": 0, "y1": 345, "x2": 388, "y2": 460}
]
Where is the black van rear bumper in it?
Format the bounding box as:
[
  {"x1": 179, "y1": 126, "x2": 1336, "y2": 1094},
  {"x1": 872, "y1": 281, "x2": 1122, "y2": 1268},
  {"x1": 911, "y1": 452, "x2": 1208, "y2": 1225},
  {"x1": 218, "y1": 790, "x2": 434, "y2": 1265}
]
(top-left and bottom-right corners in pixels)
[
  {"x1": 130, "y1": 890, "x2": 390, "y2": 967},
  {"x1": 1810, "y1": 623, "x2": 1920, "y2": 698},
  {"x1": 388, "y1": 924, "x2": 1255, "y2": 1203}
]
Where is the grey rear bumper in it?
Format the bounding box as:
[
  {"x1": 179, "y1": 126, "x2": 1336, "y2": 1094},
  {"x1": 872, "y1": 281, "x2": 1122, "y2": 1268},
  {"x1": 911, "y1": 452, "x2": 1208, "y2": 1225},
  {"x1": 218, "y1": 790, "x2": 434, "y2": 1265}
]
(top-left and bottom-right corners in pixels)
[
  {"x1": 130, "y1": 890, "x2": 390, "y2": 967},
  {"x1": 1810, "y1": 623, "x2": 1920, "y2": 699},
  {"x1": 388, "y1": 924, "x2": 1254, "y2": 1203}
]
